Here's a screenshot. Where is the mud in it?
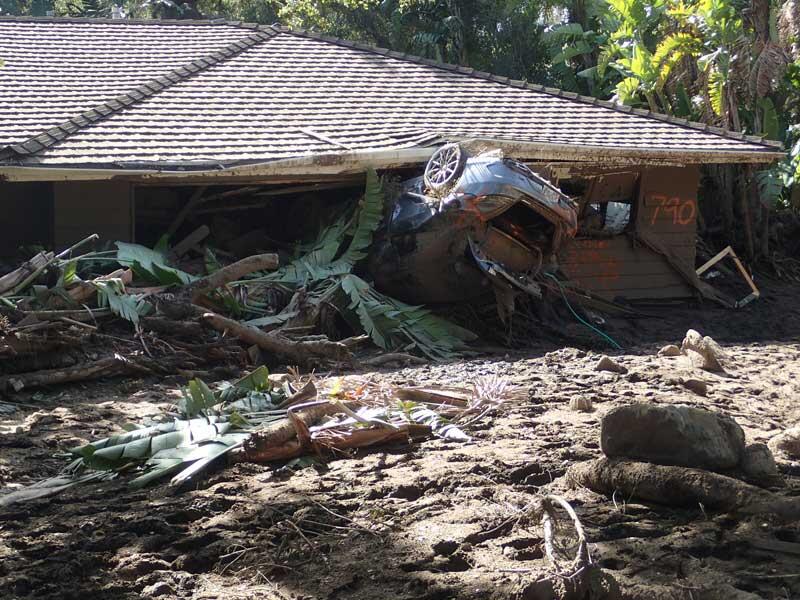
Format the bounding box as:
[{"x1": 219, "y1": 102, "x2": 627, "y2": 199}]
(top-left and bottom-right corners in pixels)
[{"x1": 2, "y1": 278, "x2": 800, "y2": 600}]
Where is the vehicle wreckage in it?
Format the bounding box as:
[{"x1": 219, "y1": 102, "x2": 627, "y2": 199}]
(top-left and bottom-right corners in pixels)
[
  {"x1": 369, "y1": 144, "x2": 579, "y2": 310},
  {"x1": 369, "y1": 142, "x2": 756, "y2": 315}
]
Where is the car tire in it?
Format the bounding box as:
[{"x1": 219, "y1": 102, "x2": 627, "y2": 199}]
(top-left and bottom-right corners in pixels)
[{"x1": 424, "y1": 143, "x2": 466, "y2": 191}]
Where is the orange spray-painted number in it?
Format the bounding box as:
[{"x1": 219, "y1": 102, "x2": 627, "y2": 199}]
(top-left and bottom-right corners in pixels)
[{"x1": 648, "y1": 194, "x2": 696, "y2": 226}]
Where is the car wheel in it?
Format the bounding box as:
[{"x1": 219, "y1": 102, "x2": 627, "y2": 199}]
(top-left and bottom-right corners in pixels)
[{"x1": 424, "y1": 143, "x2": 466, "y2": 191}]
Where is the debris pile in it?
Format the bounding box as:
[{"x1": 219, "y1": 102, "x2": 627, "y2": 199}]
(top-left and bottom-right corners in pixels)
[
  {"x1": 0, "y1": 368, "x2": 516, "y2": 505},
  {"x1": 0, "y1": 170, "x2": 480, "y2": 399}
]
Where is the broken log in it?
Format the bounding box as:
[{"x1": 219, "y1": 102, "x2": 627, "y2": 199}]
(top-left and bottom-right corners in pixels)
[
  {"x1": 140, "y1": 316, "x2": 205, "y2": 338},
  {"x1": 172, "y1": 225, "x2": 210, "y2": 258},
  {"x1": 0, "y1": 355, "x2": 136, "y2": 392},
  {"x1": 202, "y1": 312, "x2": 352, "y2": 365},
  {"x1": 0, "y1": 252, "x2": 53, "y2": 296},
  {"x1": 64, "y1": 268, "x2": 133, "y2": 304},
  {"x1": 188, "y1": 253, "x2": 278, "y2": 301},
  {"x1": 243, "y1": 401, "x2": 340, "y2": 462},
  {"x1": 568, "y1": 458, "x2": 800, "y2": 519},
  {"x1": 363, "y1": 353, "x2": 428, "y2": 367}
]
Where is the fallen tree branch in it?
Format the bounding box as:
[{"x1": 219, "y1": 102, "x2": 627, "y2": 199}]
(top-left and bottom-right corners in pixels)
[
  {"x1": 0, "y1": 355, "x2": 135, "y2": 392},
  {"x1": 202, "y1": 311, "x2": 352, "y2": 365},
  {"x1": 188, "y1": 253, "x2": 279, "y2": 301},
  {"x1": 362, "y1": 353, "x2": 428, "y2": 367}
]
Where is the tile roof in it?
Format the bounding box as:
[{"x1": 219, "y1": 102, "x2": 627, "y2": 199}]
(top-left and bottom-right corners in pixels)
[{"x1": 0, "y1": 17, "x2": 783, "y2": 169}]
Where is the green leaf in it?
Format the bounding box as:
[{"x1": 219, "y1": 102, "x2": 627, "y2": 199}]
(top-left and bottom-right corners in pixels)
[
  {"x1": 181, "y1": 379, "x2": 218, "y2": 418},
  {"x1": 336, "y1": 274, "x2": 475, "y2": 361},
  {"x1": 674, "y1": 82, "x2": 693, "y2": 117},
  {"x1": 58, "y1": 260, "x2": 78, "y2": 288},
  {"x1": 115, "y1": 241, "x2": 194, "y2": 285},
  {"x1": 259, "y1": 168, "x2": 384, "y2": 285},
  {"x1": 759, "y1": 97, "x2": 779, "y2": 139},
  {"x1": 93, "y1": 279, "x2": 144, "y2": 325},
  {"x1": 708, "y1": 67, "x2": 725, "y2": 116}
]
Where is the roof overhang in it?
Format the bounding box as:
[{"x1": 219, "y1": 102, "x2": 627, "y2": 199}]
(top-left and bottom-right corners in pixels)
[{"x1": 0, "y1": 140, "x2": 783, "y2": 183}]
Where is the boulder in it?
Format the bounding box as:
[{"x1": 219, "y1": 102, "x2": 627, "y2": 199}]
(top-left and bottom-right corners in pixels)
[
  {"x1": 595, "y1": 355, "x2": 627, "y2": 374},
  {"x1": 768, "y1": 425, "x2": 800, "y2": 459},
  {"x1": 681, "y1": 329, "x2": 728, "y2": 372},
  {"x1": 601, "y1": 404, "x2": 745, "y2": 470},
  {"x1": 657, "y1": 344, "x2": 681, "y2": 357}
]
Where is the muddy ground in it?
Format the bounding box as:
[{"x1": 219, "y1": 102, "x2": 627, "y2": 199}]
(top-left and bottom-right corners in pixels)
[{"x1": 1, "y1": 277, "x2": 800, "y2": 600}]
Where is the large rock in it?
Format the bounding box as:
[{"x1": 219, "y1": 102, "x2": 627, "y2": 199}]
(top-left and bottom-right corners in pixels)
[
  {"x1": 681, "y1": 329, "x2": 728, "y2": 372},
  {"x1": 601, "y1": 404, "x2": 745, "y2": 470}
]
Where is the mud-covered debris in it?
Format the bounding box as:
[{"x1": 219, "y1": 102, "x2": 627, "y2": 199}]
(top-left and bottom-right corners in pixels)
[
  {"x1": 1, "y1": 369, "x2": 516, "y2": 505},
  {"x1": 681, "y1": 329, "x2": 729, "y2": 372},
  {"x1": 601, "y1": 403, "x2": 745, "y2": 470},
  {"x1": 594, "y1": 355, "x2": 627, "y2": 374}
]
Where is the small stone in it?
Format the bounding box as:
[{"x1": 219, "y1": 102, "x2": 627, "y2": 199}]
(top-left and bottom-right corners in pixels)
[
  {"x1": 432, "y1": 539, "x2": 459, "y2": 556},
  {"x1": 569, "y1": 397, "x2": 593, "y2": 412},
  {"x1": 141, "y1": 581, "x2": 175, "y2": 598},
  {"x1": 768, "y1": 425, "x2": 800, "y2": 459},
  {"x1": 595, "y1": 355, "x2": 628, "y2": 374},
  {"x1": 740, "y1": 443, "x2": 783, "y2": 487},
  {"x1": 681, "y1": 329, "x2": 728, "y2": 372},
  {"x1": 658, "y1": 344, "x2": 681, "y2": 357},
  {"x1": 601, "y1": 403, "x2": 745, "y2": 470},
  {"x1": 681, "y1": 378, "x2": 708, "y2": 396}
]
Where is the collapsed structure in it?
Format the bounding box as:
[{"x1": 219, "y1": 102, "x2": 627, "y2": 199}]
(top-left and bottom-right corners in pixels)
[{"x1": 0, "y1": 17, "x2": 783, "y2": 306}]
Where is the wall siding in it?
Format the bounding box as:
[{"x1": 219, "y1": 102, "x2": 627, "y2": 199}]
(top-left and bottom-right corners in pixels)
[
  {"x1": 0, "y1": 182, "x2": 53, "y2": 256},
  {"x1": 54, "y1": 181, "x2": 132, "y2": 249},
  {"x1": 559, "y1": 165, "x2": 700, "y2": 300}
]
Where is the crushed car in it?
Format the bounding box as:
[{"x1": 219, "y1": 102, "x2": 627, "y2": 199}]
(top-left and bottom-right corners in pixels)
[{"x1": 369, "y1": 143, "x2": 579, "y2": 307}]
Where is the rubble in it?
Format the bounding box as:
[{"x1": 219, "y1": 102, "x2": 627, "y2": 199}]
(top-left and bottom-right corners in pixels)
[
  {"x1": 740, "y1": 443, "x2": 783, "y2": 487},
  {"x1": 768, "y1": 425, "x2": 800, "y2": 459},
  {"x1": 568, "y1": 397, "x2": 594, "y2": 412},
  {"x1": 681, "y1": 328, "x2": 729, "y2": 372},
  {"x1": 594, "y1": 355, "x2": 627, "y2": 374}
]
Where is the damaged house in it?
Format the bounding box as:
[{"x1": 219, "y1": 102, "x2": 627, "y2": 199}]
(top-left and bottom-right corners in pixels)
[{"x1": 0, "y1": 17, "x2": 784, "y2": 315}]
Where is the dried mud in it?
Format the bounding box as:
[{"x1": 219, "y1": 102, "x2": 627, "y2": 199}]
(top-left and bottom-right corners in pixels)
[{"x1": 2, "y1": 279, "x2": 800, "y2": 600}]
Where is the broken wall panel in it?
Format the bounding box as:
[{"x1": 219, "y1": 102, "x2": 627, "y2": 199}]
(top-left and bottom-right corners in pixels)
[
  {"x1": 559, "y1": 237, "x2": 693, "y2": 300},
  {"x1": 558, "y1": 165, "x2": 700, "y2": 301}
]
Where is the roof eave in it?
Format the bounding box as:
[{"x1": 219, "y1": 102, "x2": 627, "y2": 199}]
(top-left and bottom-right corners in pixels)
[{"x1": 0, "y1": 142, "x2": 783, "y2": 183}]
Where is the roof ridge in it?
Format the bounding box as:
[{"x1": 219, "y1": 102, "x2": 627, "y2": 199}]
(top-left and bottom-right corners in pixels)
[
  {"x1": 0, "y1": 22, "x2": 280, "y2": 160},
  {"x1": 272, "y1": 25, "x2": 782, "y2": 151},
  {"x1": 0, "y1": 15, "x2": 246, "y2": 26}
]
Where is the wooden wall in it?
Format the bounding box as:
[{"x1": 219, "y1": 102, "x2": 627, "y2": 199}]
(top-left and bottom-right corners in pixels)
[
  {"x1": 558, "y1": 165, "x2": 700, "y2": 301},
  {"x1": 53, "y1": 181, "x2": 132, "y2": 249},
  {"x1": 0, "y1": 182, "x2": 53, "y2": 256}
]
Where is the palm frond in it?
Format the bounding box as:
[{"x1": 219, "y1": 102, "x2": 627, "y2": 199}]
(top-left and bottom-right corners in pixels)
[{"x1": 337, "y1": 274, "x2": 475, "y2": 361}]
